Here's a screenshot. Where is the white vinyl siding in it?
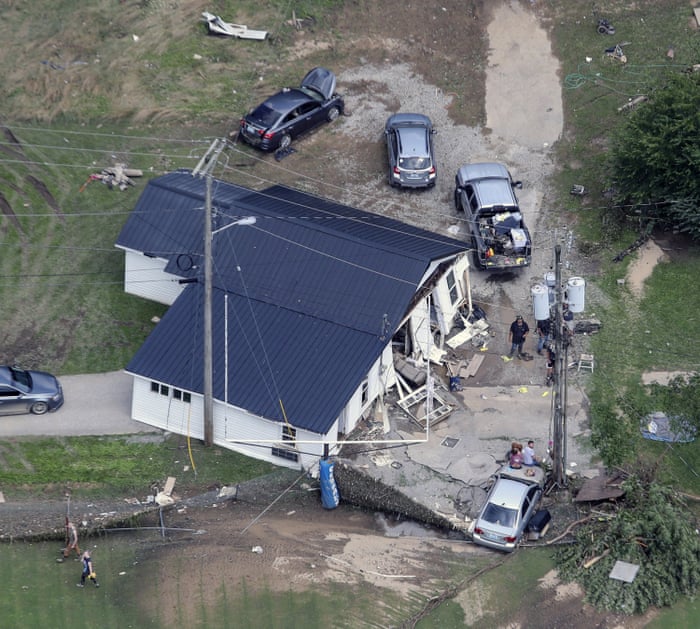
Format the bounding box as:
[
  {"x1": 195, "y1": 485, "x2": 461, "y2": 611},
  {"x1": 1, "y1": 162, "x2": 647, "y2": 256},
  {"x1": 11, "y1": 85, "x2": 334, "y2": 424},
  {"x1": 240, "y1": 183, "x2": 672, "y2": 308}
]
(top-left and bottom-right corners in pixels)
[
  {"x1": 120, "y1": 249, "x2": 185, "y2": 305},
  {"x1": 129, "y1": 375, "x2": 337, "y2": 470}
]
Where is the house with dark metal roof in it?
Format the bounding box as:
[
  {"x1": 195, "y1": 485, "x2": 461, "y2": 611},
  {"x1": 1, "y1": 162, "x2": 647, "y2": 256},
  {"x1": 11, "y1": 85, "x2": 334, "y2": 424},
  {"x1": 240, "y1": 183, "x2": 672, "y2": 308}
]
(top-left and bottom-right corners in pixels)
[{"x1": 116, "y1": 170, "x2": 470, "y2": 469}]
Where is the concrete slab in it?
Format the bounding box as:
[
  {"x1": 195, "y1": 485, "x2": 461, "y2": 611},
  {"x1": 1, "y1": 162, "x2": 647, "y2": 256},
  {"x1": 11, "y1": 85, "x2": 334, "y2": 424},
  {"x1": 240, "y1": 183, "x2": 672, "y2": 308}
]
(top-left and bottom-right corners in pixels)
[{"x1": 342, "y1": 374, "x2": 596, "y2": 532}]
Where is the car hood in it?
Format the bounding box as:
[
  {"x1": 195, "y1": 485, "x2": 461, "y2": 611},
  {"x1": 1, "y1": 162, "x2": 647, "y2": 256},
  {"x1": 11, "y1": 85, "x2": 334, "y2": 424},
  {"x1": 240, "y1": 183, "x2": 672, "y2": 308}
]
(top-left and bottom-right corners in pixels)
[
  {"x1": 301, "y1": 67, "x2": 336, "y2": 99},
  {"x1": 29, "y1": 370, "x2": 62, "y2": 395}
]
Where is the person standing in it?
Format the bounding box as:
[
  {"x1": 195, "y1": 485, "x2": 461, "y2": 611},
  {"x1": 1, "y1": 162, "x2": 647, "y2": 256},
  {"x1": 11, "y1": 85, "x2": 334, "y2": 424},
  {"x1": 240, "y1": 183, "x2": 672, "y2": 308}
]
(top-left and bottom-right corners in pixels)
[
  {"x1": 536, "y1": 318, "x2": 551, "y2": 355},
  {"x1": 77, "y1": 550, "x2": 99, "y2": 588},
  {"x1": 508, "y1": 315, "x2": 529, "y2": 358},
  {"x1": 63, "y1": 517, "x2": 80, "y2": 558},
  {"x1": 545, "y1": 348, "x2": 555, "y2": 386}
]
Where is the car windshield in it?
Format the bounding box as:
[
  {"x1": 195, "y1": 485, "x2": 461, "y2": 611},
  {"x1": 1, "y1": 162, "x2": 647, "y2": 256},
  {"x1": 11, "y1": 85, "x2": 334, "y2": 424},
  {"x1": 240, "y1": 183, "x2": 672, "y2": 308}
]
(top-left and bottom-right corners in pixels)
[
  {"x1": 299, "y1": 85, "x2": 324, "y2": 102},
  {"x1": 481, "y1": 503, "x2": 517, "y2": 528},
  {"x1": 9, "y1": 367, "x2": 32, "y2": 391},
  {"x1": 398, "y1": 156, "x2": 430, "y2": 170},
  {"x1": 248, "y1": 103, "x2": 282, "y2": 128}
]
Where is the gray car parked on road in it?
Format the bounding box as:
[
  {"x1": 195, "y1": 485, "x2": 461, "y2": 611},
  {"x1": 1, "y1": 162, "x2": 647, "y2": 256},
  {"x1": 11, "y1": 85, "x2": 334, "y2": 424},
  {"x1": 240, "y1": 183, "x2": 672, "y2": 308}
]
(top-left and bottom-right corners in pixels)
[
  {"x1": 385, "y1": 113, "x2": 436, "y2": 188},
  {"x1": 0, "y1": 365, "x2": 64, "y2": 415}
]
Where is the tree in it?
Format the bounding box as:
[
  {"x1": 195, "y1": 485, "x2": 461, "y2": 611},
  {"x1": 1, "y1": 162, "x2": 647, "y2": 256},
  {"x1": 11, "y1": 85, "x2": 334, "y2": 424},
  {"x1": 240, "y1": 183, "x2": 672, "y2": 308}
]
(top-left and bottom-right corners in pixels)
[
  {"x1": 610, "y1": 72, "x2": 700, "y2": 239},
  {"x1": 556, "y1": 473, "x2": 700, "y2": 614}
]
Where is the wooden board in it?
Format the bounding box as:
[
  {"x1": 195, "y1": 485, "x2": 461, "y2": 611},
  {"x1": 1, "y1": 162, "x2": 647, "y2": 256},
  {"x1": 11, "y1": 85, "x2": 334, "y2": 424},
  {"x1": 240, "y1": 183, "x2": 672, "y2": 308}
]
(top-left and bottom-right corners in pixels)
[
  {"x1": 464, "y1": 354, "x2": 484, "y2": 377},
  {"x1": 162, "y1": 476, "x2": 176, "y2": 496}
]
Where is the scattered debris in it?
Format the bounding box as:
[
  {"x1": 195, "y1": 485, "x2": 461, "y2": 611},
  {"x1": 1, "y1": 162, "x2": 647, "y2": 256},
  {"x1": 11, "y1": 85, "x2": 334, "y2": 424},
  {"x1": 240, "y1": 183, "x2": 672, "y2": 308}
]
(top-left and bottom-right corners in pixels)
[
  {"x1": 617, "y1": 95, "x2": 648, "y2": 113},
  {"x1": 570, "y1": 184, "x2": 587, "y2": 196},
  {"x1": 394, "y1": 354, "x2": 427, "y2": 388},
  {"x1": 641, "y1": 411, "x2": 696, "y2": 443},
  {"x1": 274, "y1": 146, "x2": 297, "y2": 161},
  {"x1": 573, "y1": 318, "x2": 602, "y2": 335},
  {"x1": 252, "y1": 545, "x2": 263, "y2": 554},
  {"x1": 574, "y1": 469, "x2": 626, "y2": 502},
  {"x1": 596, "y1": 17, "x2": 616, "y2": 36},
  {"x1": 609, "y1": 560, "x2": 640, "y2": 583},
  {"x1": 446, "y1": 317, "x2": 490, "y2": 349},
  {"x1": 396, "y1": 385, "x2": 452, "y2": 429},
  {"x1": 217, "y1": 484, "x2": 240, "y2": 500},
  {"x1": 583, "y1": 548, "x2": 610, "y2": 569},
  {"x1": 604, "y1": 42, "x2": 629, "y2": 64},
  {"x1": 201, "y1": 11, "x2": 267, "y2": 40},
  {"x1": 287, "y1": 10, "x2": 316, "y2": 30},
  {"x1": 79, "y1": 164, "x2": 142, "y2": 192},
  {"x1": 612, "y1": 233, "x2": 649, "y2": 262}
]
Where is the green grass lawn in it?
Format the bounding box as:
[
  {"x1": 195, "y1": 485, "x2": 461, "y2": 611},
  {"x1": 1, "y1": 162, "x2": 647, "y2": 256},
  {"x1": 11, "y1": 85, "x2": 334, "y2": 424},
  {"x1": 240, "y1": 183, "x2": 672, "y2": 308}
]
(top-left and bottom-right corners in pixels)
[{"x1": 0, "y1": 433, "x2": 275, "y2": 500}]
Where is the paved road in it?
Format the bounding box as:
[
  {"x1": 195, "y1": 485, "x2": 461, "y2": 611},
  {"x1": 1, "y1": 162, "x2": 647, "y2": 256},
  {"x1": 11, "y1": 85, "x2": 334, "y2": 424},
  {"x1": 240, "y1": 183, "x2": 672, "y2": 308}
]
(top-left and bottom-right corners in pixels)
[{"x1": 0, "y1": 371, "x2": 155, "y2": 437}]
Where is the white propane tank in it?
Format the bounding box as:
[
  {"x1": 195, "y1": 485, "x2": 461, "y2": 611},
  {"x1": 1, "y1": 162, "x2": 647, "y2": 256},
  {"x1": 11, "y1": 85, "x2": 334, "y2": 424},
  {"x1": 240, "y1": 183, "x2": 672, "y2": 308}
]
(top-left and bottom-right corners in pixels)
[
  {"x1": 567, "y1": 277, "x2": 586, "y2": 313},
  {"x1": 531, "y1": 284, "x2": 550, "y2": 321}
]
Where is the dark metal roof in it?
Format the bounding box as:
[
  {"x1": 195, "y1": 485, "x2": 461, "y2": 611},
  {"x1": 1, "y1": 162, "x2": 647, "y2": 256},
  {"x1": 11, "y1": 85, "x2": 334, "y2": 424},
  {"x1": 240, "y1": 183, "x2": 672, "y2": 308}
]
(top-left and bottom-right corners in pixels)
[{"x1": 120, "y1": 171, "x2": 467, "y2": 434}]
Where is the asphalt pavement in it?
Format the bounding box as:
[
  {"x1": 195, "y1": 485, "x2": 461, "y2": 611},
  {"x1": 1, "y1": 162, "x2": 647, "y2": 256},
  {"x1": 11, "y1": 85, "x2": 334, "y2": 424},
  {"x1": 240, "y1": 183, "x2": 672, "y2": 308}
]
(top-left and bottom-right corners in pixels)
[{"x1": 0, "y1": 371, "x2": 153, "y2": 437}]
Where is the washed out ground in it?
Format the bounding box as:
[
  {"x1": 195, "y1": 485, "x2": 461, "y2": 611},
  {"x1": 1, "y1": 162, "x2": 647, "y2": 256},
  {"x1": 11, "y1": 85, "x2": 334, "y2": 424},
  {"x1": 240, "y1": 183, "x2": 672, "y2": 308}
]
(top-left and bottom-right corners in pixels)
[{"x1": 0, "y1": 0, "x2": 671, "y2": 627}]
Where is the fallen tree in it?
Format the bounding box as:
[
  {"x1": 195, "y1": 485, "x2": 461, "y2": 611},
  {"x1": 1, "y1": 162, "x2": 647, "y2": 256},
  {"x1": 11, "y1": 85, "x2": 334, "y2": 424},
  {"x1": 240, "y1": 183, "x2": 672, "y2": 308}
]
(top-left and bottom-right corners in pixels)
[{"x1": 555, "y1": 472, "x2": 700, "y2": 614}]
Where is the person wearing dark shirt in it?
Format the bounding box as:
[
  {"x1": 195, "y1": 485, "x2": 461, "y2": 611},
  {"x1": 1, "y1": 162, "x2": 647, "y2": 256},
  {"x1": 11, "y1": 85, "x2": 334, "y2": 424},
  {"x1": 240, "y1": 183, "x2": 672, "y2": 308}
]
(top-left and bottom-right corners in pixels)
[
  {"x1": 508, "y1": 315, "x2": 529, "y2": 358},
  {"x1": 77, "y1": 550, "x2": 99, "y2": 588},
  {"x1": 536, "y1": 318, "x2": 551, "y2": 355}
]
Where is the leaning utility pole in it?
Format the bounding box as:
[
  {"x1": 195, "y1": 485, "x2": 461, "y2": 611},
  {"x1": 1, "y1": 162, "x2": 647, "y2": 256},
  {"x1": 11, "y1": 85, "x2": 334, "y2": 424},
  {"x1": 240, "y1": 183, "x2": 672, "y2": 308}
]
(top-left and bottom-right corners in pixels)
[
  {"x1": 195, "y1": 139, "x2": 225, "y2": 446},
  {"x1": 551, "y1": 245, "x2": 567, "y2": 487}
]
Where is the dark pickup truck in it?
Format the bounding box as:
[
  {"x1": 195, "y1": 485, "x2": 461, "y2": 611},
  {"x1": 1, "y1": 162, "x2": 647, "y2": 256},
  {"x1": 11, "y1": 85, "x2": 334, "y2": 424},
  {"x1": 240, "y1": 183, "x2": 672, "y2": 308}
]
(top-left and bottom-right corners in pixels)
[{"x1": 454, "y1": 162, "x2": 532, "y2": 270}]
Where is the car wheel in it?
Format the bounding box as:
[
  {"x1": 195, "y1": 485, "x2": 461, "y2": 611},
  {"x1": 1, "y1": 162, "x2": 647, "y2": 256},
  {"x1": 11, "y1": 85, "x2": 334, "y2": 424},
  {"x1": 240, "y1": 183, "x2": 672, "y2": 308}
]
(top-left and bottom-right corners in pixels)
[
  {"x1": 327, "y1": 107, "x2": 340, "y2": 122},
  {"x1": 30, "y1": 401, "x2": 49, "y2": 415},
  {"x1": 278, "y1": 134, "x2": 292, "y2": 150}
]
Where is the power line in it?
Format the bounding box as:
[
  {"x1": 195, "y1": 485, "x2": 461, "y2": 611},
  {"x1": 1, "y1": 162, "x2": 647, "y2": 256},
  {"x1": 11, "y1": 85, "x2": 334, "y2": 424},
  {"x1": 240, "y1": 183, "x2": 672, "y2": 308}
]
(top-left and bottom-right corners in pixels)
[{"x1": 3, "y1": 124, "x2": 214, "y2": 145}]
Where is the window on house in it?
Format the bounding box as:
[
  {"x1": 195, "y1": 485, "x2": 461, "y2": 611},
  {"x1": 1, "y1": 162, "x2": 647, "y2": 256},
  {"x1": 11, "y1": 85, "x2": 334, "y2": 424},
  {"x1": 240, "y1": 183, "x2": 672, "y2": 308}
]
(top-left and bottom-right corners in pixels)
[
  {"x1": 447, "y1": 269, "x2": 459, "y2": 304},
  {"x1": 150, "y1": 382, "x2": 169, "y2": 396},
  {"x1": 361, "y1": 379, "x2": 369, "y2": 406},
  {"x1": 272, "y1": 425, "x2": 299, "y2": 462},
  {"x1": 172, "y1": 390, "x2": 191, "y2": 403}
]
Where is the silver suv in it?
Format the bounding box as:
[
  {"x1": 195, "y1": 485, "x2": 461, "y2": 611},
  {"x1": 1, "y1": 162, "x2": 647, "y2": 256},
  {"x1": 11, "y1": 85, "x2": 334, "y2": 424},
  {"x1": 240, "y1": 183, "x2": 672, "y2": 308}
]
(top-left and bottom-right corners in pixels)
[{"x1": 385, "y1": 113, "x2": 436, "y2": 188}]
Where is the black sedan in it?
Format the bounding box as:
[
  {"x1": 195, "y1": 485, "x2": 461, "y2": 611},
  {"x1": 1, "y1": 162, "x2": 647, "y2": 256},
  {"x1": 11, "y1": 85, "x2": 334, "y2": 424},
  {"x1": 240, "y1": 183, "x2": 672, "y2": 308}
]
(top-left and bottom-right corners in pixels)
[
  {"x1": 385, "y1": 113, "x2": 436, "y2": 188},
  {"x1": 0, "y1": 365, "x2": 64, "y2": 415},
  {"x1": 239, "y1": 67, "x2": 344, "y2": 152}
]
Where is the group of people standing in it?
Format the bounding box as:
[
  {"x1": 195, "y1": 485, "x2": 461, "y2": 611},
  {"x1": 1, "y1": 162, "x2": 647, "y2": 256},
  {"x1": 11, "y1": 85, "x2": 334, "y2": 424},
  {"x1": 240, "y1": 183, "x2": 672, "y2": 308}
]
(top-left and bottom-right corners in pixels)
[{"x1": 508, "y1": 314, "x2": 556, "y2": 385}]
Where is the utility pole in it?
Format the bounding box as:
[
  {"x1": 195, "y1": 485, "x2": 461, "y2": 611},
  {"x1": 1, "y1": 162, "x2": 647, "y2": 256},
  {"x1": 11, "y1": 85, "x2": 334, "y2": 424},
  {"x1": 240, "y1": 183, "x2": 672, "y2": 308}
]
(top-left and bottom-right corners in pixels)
[
  {"x1": 195, "y1": 139, "x2": 225, "y2": 446},
  {"x1": 551, "y1": 245, "x2": 567, "y2": 487}
]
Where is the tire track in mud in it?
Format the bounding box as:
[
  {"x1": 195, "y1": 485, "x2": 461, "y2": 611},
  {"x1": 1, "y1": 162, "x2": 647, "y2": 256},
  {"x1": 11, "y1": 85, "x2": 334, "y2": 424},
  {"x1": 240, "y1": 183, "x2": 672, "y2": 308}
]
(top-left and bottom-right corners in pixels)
[
  {"x1": 0, "y1": 191, "x2": 25, "y2": 237},
  {"x1": 1, "y1": 125, "x2": 64, "y2": 240}
]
